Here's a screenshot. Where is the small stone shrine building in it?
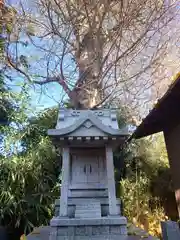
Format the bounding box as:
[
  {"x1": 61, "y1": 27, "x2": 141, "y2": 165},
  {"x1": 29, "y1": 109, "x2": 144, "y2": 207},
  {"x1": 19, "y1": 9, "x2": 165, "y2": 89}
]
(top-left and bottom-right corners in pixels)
[{"x1": 47, "y1": 108, "x2": 129, "y2": 240}]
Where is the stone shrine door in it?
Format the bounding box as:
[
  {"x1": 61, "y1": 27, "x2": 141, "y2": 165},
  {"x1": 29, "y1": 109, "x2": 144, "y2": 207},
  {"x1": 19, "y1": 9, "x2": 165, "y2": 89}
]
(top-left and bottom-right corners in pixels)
[
  {"x1": 86, "y1": 158, "x2": 99, "y2": 183},
  {"x1": 71, "y1": 154, "x2": 106, "y2": 188}
]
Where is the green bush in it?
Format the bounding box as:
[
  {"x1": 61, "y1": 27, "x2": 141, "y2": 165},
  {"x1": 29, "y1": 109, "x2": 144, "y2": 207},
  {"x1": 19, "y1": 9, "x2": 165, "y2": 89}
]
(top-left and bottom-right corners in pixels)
[{"x1": 119, "y1": 135, "x2": 176, "y2": 238}]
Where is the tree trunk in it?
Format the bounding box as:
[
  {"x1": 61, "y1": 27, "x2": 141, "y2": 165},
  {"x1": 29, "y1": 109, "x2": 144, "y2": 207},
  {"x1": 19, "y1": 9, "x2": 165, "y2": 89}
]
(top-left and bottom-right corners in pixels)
[{"x1": 72, "y1": 29, "x2": 104, "y2": 109}]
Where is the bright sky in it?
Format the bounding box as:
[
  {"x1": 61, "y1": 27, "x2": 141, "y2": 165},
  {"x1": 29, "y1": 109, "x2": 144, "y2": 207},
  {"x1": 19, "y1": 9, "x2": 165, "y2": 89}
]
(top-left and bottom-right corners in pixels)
[{"x1": 4, "y1": 0, "x2": 64, "y2": 112}]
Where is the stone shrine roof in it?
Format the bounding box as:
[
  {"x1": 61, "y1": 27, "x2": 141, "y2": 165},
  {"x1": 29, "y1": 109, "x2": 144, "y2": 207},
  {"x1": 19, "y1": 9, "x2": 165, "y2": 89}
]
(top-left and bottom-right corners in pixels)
[{"x1": 48, "y1": 109, "x2": 129, "y2": 140}]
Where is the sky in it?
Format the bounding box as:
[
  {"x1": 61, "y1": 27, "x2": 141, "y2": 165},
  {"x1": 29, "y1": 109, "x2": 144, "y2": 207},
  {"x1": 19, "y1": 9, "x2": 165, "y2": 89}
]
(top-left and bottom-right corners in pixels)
[
  {"x1": 6, "y1": 0, "x2": 76, "y2": 112},
  {"x1": 7, "y1": 33, "x2": 67, "y2": 113},
  {"x1": 3, "y1": 0, "x2": 64, "y2": 112}
]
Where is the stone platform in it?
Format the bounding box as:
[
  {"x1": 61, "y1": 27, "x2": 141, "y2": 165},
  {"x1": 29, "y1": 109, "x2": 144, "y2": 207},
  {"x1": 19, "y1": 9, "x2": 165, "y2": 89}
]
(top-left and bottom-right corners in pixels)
[
  {"x1": 48, "y1": 216, "x2": 127, "y2": 240},
  {"x1": 27, "y1": 225, "x2": 157, "y2": 240}
]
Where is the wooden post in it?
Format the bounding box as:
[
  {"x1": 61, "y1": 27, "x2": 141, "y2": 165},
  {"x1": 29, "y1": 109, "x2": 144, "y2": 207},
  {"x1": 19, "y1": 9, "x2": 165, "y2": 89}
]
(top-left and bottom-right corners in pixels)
[{"x1": 164, "y1": 124, "x2": 180, "y2": 218}]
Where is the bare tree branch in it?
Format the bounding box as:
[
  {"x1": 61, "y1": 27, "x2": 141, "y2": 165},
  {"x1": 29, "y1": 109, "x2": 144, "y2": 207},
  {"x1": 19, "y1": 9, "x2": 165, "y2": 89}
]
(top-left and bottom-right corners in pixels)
[{"x1": 4, "y1": 0, "x2": 179, "y2": 112}]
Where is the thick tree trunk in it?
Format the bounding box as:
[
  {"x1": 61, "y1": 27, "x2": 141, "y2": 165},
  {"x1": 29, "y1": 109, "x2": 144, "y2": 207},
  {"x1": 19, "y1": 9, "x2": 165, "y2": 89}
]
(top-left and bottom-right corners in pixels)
[{"x1": 71, "y1": 19, "x2": 104, "y2": 109}]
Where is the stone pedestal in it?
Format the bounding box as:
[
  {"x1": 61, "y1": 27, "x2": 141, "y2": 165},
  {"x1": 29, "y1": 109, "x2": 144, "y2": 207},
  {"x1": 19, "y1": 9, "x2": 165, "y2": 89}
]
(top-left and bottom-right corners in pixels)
[{"x1": 49, "y1": 216, "x2": 127, "y2": 240}]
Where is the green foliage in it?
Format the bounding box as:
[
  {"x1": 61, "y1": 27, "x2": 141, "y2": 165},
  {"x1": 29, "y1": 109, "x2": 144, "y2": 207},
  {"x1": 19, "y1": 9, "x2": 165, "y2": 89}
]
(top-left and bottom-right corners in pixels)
[
  {"x1": 26, "y1": 24, "x2": 35, "y2": 36},
  {"x1": 0, "y1": 38, "x2": 5, "y2": 58},
  {"x1": 0, "y1": 137, "x2": 59, "y2": 234},
  {"x1": 0, "y1": 74, "x2": 24, "y2": 130},
  {"x1": 0, "y1": 86, "x2": 60, "y2": 238},
  {"x1": 19, "y1": 55, "x2": 29, "y2": 69},
  {"x1": 113, "y1": 109, "x2": 176, "y2": 238},
  {"x1": 118, "y1": 134, "x2": 176, "y2": 238},
  {"x1": 0, "y1": 85, "x2": 13, "y2": 127},
  {"x1": 21, "y1": 107, "x2": 58, "y2": 149},
  {"x1": 0, "y1": 3, "x2": 26, "y2": 128},
  {"x1": 121, "y1": 175, "x2": 150, "y2": 216}
]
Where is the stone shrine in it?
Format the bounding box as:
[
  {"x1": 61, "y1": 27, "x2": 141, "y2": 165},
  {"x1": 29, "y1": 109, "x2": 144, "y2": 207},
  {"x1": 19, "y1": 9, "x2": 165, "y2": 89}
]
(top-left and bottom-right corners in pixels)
[{"x1": 47, "y1": 108, "x2": 129, "y2": 240}]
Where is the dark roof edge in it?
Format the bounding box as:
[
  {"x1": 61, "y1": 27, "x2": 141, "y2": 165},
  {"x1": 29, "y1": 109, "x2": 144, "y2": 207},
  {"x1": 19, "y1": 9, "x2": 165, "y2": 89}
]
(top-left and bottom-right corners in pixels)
[{"x1": 130, "y1": 73, "x2": 180, "y2": 140}]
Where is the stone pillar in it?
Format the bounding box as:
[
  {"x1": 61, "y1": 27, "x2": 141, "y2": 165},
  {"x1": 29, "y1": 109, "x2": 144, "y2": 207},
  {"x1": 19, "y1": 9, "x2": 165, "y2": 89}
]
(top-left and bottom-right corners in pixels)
[
  {"x1": 105, "y1": 146, "x2": 118, "y2": 216},
  {"x1": 59, "y1": 147, "x2": 70, "y2": 217}
]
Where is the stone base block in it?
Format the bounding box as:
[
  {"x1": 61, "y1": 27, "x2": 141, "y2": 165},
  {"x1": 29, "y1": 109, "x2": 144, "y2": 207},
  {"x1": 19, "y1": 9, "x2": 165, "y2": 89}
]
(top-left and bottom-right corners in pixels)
[
  {"x1": 49, "y1": 216, "x2": 127, "y2": 240},
  {"x1": 55, "y1": 198, "x2": 122, "y2": 217}
]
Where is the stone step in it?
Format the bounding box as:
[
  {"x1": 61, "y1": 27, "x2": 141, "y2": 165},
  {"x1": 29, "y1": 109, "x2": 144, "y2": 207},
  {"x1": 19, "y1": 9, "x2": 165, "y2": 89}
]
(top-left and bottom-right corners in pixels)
[
  {"x1": 75, "y1": 199, "x2": 101, "y2": 218},
  {"x1": 75, "y1": 215, "x2": 101, "y2": 218},
  {"x1": 76, "y1": 209, "x2": 99, "y2": 213},
  {"x1": 75, "y1": 206, "x2": 101, "y2": 211},
  {"x1": 75, "y1": 206, "x2": 100, "y2": 209},
  {"x1": 76, "y1": 202, "x2": 101, "y2": 207},
  {"x1": 75, "y1": 212, "x2": 101, "y2": 215},
  {"x1": 75, "y1": 211, "x2": 101, "y2": 218}
]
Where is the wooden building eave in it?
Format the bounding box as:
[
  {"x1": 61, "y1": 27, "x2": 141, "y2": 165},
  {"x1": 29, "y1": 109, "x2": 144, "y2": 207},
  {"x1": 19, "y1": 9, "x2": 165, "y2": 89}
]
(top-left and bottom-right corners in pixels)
[{"x1": 131, "y1": 74, "x2": 180, "y2": 139}]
